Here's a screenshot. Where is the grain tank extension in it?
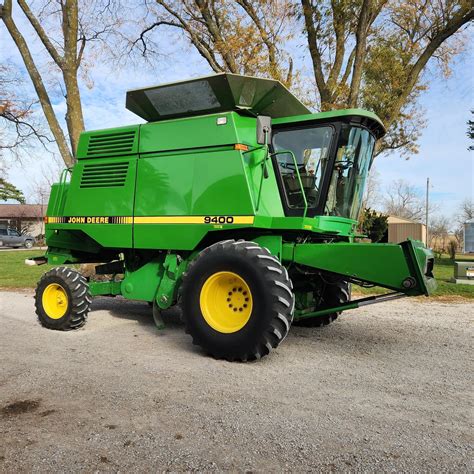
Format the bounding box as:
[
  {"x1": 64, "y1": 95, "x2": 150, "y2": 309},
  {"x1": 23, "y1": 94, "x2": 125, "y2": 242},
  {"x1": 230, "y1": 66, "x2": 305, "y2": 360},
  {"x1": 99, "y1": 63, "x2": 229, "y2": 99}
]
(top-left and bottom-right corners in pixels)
[{"x1": 30, "y1": 73, "x2": 436, "y2": 361}]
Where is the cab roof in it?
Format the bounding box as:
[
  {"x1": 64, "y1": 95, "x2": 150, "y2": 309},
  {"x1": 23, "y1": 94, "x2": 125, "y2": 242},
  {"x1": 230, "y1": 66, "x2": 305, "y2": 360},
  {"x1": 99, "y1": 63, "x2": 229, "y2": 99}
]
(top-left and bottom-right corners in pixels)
[
  {"x1": 273, "y1": 109, "x2": 386, "y2": 139},
  {"x1": 126, "y1": 73, "x2": 310, "y2": 122}
]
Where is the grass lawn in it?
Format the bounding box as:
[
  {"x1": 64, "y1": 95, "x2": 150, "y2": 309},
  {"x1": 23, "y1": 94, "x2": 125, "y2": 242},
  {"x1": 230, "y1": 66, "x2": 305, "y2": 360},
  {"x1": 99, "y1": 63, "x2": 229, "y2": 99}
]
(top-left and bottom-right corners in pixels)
[
  {"x1": 0, "y1": 250, "x2": 58, "y2": 289},
  {"x1": 1, "y1": 250, "x2": 473, "y2": 299}
]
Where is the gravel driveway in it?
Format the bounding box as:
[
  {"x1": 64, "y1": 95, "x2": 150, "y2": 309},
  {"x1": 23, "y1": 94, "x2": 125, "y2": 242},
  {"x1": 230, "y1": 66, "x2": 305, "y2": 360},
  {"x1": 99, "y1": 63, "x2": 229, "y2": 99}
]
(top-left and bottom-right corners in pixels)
[{"x1": 0, "y1": 290, "x2": 472, "y2": 472}]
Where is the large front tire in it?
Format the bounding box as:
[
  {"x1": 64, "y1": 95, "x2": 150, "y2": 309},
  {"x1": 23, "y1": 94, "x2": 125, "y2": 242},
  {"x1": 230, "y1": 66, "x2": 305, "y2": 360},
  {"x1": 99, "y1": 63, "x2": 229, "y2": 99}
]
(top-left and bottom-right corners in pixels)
[
  {"x1": 181, "y1": 240, "x2": 294, "y2": 361},
  {"x1": 35, "y1": 267, "x2": 91, "y2": 330}
]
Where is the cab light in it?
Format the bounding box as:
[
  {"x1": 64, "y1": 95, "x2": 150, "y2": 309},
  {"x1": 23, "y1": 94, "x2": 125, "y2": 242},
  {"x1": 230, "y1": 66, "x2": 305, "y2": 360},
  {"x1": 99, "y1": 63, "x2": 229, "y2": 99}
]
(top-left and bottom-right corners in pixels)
[{"x1": 234, "y1": 144, "x2": 249, "y2": 151}]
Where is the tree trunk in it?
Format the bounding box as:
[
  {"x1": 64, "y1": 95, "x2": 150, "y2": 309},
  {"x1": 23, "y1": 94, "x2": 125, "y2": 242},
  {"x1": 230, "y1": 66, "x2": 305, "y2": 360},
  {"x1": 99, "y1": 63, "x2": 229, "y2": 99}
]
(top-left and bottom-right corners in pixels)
[
  {"x1": 348, "y1": 0, "x2": 371, "y2": 107},
  {"x1": 301, "y1": 0, "x2": 333, "y2": 109},
  {"x1": 61, "y1": 0, "x2": 84, "y2": 155},
  {"x1": 1, "y1": 0, "x2": 74, "y2": 167},
  {"x1": 63, "y1": 69, "x2": 84, "y2": 155}
]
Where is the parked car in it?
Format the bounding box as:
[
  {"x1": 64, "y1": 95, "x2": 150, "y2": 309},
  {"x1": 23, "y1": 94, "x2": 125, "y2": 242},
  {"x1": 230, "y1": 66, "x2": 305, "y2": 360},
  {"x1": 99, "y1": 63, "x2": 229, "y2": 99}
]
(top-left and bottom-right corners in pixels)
[{"x1": 0, "y1": 228, "x2": 35, "y2": 248}]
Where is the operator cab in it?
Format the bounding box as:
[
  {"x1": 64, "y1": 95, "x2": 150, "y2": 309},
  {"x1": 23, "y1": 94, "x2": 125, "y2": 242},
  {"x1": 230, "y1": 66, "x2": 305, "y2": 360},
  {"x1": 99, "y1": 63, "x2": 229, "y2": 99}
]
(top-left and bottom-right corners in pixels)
[{"x1": 271, "y1": 117, "x2": 382, "y2": 220}]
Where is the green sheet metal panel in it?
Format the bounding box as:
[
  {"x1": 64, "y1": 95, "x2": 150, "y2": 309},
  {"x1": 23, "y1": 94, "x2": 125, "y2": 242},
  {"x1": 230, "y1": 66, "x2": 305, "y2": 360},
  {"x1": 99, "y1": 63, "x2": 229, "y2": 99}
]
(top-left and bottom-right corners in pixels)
[
  {"x1": 139, "y1": 112, "x2": 240, "y2": 154},
  {"x1": 51, "y1": 155, "x2": 138, "y2": 248},
  {"x1": 287, "y1": 240, "x2": 435, "y2": 295},
  {"x1": 133, "y1": 148, "x2": 255, "y2": 250},
  {"x1": 126, "y1": 73, "x2": 310, "y2": 122}
]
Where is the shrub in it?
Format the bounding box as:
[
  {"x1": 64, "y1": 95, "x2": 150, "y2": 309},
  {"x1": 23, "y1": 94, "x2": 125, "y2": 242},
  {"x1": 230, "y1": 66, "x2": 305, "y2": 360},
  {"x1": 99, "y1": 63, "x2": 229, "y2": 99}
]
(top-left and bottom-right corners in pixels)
[{"x1": 360, "y1": 208, "x2": 388, "y2": 242}]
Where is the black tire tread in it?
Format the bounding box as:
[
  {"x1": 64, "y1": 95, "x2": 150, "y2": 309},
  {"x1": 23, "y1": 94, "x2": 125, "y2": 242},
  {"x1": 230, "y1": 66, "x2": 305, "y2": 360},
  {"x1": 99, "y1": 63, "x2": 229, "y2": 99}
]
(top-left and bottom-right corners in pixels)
[
  {"x1": 35, "y1": 267, "x2": 91, "y2": 331},
  {"x1": 181, "y1": 239, "x2": 294, "y2": 361}
]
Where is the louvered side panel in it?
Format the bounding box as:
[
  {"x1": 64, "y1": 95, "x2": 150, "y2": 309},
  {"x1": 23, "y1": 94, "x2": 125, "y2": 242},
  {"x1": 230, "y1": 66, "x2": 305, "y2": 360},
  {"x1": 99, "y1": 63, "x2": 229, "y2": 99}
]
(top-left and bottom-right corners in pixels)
[
  {"x1": 76, "y1": 126, "x2": 139, "y2": 159},
  {"x1": 80, "y1": 162, "x2": 129, "y2": 188}
]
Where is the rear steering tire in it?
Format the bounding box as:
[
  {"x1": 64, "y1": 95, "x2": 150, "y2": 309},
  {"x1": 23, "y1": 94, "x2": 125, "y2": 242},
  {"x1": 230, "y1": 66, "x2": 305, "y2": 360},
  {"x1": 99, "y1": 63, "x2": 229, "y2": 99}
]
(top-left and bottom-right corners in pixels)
[
  {"x1": 35, "y1": 267, "x2": 91, "y2": 330},
  {"x1": 181, "y1": 240, "x2": 294, "y2": 361}
]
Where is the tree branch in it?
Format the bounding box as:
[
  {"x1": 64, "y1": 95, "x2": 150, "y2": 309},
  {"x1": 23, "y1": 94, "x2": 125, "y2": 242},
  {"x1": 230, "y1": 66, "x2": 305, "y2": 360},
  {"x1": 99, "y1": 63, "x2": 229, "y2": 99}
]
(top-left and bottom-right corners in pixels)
[
  {"x1": 301, "y1": 0, "x2": 331, "y2": 108},
  {"x1": 194, "y1": 0, "x2": 237, "y2": 72},
  {"x1": 340, "y1": 46, "x2": 356, "y2": 86},
  {"x1": 385, "y1": 5, "x2": 474, "y2": 129},
  {"x1": 130, "y1": 20, "x2": 182, "y2": 56},
  {"x1": 155, "y1": 0, "x2": 224, "y2": 72},
  {"x1": 327, "y1": 0, "x2": 346, "y2": 91},
  {"x1": 348, "y1": 0, "x2": 372, "y2": 107},
  {"x1": 236, "y1": 0, "x2": 278, "y2": 72},
  {"x1": 17, "y1": 0, "x2": 64, "y2": 68},
  {"x1": 1, "y1": 0, "x2": 73, "y2": 166}
]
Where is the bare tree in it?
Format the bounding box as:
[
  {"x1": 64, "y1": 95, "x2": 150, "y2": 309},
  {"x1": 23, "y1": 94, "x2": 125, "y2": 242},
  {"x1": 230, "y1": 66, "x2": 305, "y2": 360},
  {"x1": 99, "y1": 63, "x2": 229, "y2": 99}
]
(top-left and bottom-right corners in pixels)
[
  {"x1": 458, "y1": 198, "x2": 474, "y2": 222},
  {"x1": 27, "y1": 154, "x2": 63, "y2": 205},
  {"x1": 0, "y1": 1, "x2": 122, "y2": 166},
  {"x1": 429, "y1": 215, "x2": 450, "y2": 252},
  {"x1": 383, "y1": 179, "x2": 427, "y2": 221},
  {"x1": 0, "y1": 63, "x2": 53, "y2": 160},
  {"x1": 362, "y1": 167, "x2": 381, "y2": 210},
  {"x1": 450, "y1": 199, "x2": 473, "y2": 249},
  {"x1": 130, "y1": 0, "x2": 296, "y2": 86}
]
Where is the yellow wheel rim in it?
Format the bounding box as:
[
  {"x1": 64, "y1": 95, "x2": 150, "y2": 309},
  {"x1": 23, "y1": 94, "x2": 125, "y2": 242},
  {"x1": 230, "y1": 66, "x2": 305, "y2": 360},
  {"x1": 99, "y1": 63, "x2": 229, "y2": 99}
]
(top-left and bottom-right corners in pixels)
[
  {"x1": 42, "y1": 283, "x2": 69, "y2": 319},
  {"x1": 200, "y1": 271, "x2": 253, "y2": 333}
]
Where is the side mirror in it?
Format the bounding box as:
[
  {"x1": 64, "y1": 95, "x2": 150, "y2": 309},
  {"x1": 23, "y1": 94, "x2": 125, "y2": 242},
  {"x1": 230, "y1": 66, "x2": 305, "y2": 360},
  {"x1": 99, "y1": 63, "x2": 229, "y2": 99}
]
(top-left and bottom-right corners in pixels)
[{"x1": 256, "y1": 115, "x2": 272, "y2": 145}]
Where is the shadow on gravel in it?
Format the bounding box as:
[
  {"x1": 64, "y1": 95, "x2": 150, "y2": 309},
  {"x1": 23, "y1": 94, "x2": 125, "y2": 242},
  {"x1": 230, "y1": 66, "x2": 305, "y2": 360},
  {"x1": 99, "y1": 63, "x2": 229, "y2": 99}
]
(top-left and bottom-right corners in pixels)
[
  {"x1": 88, "y1": 297, "x2": 405, "y2": 358},
  {"x1": 91, "y1": 297, "x2": 184, "y2": 328},
  {"x1": 88, "y1": 297, "x2": 200, "y2": 354},
  {"x1": 290, "y1": 318, "x2": 402, "y2": 352}
]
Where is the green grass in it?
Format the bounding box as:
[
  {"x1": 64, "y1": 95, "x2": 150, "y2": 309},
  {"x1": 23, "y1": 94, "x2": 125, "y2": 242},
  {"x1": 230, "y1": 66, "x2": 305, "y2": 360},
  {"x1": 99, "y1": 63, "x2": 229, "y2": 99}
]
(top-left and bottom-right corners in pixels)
[
  {"x1": 0, "y1": 250, "x2": 58, "y2": 289},
  {"x1": 1, "y1": 250, "x2": 473, "y2": 299}
]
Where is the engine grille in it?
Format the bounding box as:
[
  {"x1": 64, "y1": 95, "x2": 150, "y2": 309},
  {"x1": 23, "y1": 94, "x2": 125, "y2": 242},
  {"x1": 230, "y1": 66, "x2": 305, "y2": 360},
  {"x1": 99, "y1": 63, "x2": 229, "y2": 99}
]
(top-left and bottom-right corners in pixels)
[
  {"x1": 80, "y1": 162, "x2": 129, "y2": 188},
  {"x1": 86, "y1": 131, "x2": 136, "y2": 156}
]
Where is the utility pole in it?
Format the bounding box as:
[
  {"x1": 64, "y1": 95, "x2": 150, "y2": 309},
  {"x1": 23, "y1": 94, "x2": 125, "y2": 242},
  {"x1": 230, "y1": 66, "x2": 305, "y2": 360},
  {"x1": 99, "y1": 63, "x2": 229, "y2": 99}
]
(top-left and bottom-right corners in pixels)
[{"x1": 425, "y1": 177, "x2": 430, "y2": 246}]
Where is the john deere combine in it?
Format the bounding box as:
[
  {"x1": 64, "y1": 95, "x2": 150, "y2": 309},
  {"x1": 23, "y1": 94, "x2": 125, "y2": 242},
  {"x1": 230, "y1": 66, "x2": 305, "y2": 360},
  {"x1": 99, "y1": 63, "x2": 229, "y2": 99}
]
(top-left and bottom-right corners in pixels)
[{"x1": 30, "y1": 73, "x2": 435, "y2": 361}]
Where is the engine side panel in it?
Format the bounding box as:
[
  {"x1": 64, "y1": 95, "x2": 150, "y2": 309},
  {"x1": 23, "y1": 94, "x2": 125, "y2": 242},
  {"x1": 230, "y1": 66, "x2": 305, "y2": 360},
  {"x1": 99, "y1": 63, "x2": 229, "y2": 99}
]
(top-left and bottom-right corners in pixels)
[{"x1": 133, "y1": 148, "x2": 255, "y2": 250}]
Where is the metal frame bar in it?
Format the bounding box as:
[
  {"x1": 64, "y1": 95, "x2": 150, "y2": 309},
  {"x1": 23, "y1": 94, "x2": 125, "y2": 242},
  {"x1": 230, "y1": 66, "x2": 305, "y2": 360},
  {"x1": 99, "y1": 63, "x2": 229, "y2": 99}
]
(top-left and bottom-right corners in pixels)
[{"x1": 294, "y1": 292, "x2": 407, "y2": 320}]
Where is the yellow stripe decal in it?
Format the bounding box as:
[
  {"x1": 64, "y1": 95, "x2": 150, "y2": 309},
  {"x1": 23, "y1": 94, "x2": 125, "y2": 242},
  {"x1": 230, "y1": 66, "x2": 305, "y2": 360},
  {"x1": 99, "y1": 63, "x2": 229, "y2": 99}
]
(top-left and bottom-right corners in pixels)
[
  {"x1": 45, "y1": 216, "x2": 255, "y2": 225},
  {"x1": 134, "y1": 216, "x2": 255, "y2": 225}
]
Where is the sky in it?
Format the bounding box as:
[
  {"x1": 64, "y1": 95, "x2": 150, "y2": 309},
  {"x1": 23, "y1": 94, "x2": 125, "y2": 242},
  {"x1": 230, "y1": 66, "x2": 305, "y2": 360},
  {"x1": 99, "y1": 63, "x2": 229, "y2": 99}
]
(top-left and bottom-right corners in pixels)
[{"x1": 1, "y1": 6, "x2": 473, "y2": 223}]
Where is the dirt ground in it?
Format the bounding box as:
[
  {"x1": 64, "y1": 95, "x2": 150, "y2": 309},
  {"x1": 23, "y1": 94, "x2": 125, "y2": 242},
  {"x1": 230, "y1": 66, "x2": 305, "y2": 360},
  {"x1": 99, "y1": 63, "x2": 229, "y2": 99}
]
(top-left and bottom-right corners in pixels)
[{"x1": 0, "y1": 290, "x2": 472, "y2": 472}]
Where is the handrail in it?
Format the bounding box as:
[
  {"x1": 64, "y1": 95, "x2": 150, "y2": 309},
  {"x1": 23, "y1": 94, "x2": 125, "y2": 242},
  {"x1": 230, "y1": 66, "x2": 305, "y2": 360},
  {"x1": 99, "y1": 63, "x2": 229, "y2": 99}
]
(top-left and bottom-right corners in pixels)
[
  {"x1": 272, "y1": 150, "x2": 308, "y2": 218},
  {"x1": 255, "y1": 144, "x2": 269, "y2": 212},
  {"x1": 52, "y1": 168, "x2": 72, "y2": 216}
]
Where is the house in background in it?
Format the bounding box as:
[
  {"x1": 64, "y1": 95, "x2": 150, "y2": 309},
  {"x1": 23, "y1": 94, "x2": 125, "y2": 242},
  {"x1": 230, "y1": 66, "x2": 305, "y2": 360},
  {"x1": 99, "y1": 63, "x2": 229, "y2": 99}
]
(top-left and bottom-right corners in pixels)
[
  {"x1": 387, "y1": 216, "x2": 427, "y2": 245},
  {"x1": 0, "y1": 204, "x2": 45, "y2": 237}
]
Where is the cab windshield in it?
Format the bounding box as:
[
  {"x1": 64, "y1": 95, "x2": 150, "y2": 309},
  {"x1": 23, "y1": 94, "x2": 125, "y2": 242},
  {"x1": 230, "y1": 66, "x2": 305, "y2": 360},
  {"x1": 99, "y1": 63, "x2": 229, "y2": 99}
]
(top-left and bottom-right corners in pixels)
[
  {"x1": 326, "y1": 126, "x2": 375, "y2": 220},
  {"x1": 272, "y1": 124, "x2": 375, "y2": 220}
]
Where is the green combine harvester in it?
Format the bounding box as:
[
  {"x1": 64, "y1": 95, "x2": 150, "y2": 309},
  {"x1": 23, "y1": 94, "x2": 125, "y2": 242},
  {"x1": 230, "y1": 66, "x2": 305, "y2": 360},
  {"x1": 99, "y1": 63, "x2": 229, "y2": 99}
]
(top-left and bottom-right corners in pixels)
[{"x1": 30, "y1": 73, "x2": 435, "y2": 361}]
